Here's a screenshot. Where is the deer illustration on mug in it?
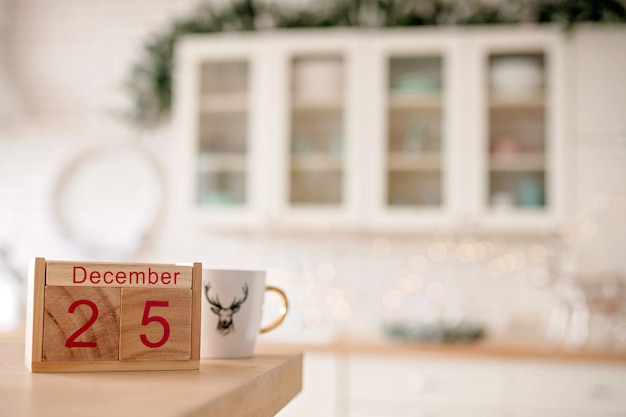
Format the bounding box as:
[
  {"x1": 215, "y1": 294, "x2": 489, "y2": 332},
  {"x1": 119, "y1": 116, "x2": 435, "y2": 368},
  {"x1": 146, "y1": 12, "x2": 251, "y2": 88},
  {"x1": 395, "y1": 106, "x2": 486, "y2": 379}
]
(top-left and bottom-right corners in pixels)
[{"x1": 204, "y1": 282, "x2": 249, "y2": 335}]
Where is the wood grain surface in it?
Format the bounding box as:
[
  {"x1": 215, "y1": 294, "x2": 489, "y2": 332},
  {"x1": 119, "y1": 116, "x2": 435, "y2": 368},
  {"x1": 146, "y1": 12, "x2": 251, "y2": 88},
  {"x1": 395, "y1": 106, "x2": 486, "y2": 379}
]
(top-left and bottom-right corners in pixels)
[
  {"x1": 120, "y1": 288, "x2": 192, "y2": 361},
  {"x1": 46, "y1": 261, "x2": 193, "y2": 288},
  {"x1": 42, "y1": 286, "x2": 121, "y2": 362},
  {"x1": 3, "y1": 336, "x2": 303, "y2": 417}
]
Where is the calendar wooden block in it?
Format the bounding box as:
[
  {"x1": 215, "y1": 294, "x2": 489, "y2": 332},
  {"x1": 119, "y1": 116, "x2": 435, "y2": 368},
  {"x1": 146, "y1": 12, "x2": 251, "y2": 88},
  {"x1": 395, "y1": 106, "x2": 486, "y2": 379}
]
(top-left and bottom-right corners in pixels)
[
  {"x1": 43, "y1": 286, "x2": 121, "y2": 362},
  {"x1": 120, "y1": 288, "x2": 192, "y2": 361},
  {"x1": 25, "y1": 258, "x2": 202, "y2": 373}
]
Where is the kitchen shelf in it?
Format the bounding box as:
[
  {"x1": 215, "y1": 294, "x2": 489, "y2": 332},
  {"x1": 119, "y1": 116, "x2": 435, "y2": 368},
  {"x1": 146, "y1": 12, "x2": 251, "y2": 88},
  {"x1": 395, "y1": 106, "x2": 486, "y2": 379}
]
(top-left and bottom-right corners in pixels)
[
  {"x1": 489, "y1": 153, "x2": 546, "y2": 172},
  {"x1": 387, "y1": 152, "x2": 442, "y2": 171},
  {"x1": 198, "y1": 153, "x2": 247, "y2": 172},
  {"x1": 388, "y1": 93, "x2": 443, "y2": 110},
  {"x1": 488, "y1": 92, "x2": 546, "y2": 109},
  {"x1": 200, "y1": 93, "x2": 248, "y2": 113},
  {"x1": 290, "y1": 153, "x2": 343, "y2": 171},
  {"x1": 477, "y1": 40, "x2": 561, "y2": 230},
  {"x1": 291, "y1": 96, "x2": 343, "y2": 111}
]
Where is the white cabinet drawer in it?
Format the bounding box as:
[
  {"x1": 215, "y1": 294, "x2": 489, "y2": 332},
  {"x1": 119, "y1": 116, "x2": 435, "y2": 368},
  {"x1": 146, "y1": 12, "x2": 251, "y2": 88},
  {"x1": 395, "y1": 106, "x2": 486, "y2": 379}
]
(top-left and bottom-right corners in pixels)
[
  {"x1": 347, "y1": 355, "x2": 506, "y2": 407},
  {"x1": 276, "y1": 353, "x2": 339, "y2": 417},
  {"x1": 512, "y1": 361, "x2": 626, "y2": 413},
  {"x1": 349, "y1": 401, "x2": 505, "y2": 417},
  {"x1": 514, "y1": 408, "x2": 626, "y2": 417}
]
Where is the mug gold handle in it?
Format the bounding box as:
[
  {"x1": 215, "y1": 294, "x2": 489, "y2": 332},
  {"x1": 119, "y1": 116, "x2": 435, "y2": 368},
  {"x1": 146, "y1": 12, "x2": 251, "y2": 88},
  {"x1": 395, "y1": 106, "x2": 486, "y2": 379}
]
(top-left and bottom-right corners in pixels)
[{"x1": 260, "y1": 285, "x2": 289, "y2": 334}]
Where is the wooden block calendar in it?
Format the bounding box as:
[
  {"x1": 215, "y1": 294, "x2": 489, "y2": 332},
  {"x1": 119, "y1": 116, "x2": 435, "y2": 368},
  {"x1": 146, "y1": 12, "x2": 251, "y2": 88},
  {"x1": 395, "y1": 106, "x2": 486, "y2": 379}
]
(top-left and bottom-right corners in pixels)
[{"x1": 25, "y1": 258, "x2": 202, "y2": 372}]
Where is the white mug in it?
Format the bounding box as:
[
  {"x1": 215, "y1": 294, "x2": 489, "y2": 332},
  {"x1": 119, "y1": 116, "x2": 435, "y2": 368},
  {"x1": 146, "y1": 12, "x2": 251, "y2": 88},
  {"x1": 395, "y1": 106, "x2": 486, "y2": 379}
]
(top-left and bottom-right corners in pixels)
[{"x1": 201, "y1": 269, "x2": 288, "y2": 358}]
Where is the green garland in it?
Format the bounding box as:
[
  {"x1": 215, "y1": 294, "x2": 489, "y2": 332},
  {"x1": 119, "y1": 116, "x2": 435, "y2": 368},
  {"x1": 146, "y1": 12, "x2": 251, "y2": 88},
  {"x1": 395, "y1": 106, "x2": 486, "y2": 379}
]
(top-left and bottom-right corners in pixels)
[{"x1": 124, "y1": 0, "x2": 626, "y2": 129}]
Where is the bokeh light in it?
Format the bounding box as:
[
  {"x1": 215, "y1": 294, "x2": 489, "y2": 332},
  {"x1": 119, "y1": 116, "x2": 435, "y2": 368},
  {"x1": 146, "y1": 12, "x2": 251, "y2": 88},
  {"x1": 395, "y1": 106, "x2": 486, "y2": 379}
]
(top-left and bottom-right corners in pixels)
[
  {"x1": 372, "y1": 237, "x2": 391, "y2": 256},
  {"x1": 382, "y1": 289, "x2": 402, "y2": 309},
  {"x1": 316, "y1": 262, "x2": 336, "y2": 282}
]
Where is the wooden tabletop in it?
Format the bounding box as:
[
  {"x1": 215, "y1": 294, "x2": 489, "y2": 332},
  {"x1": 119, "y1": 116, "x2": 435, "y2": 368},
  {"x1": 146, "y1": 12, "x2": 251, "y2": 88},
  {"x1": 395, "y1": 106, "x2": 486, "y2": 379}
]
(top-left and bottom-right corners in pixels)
[{"x1": 0, "y1": 336, "x2": 303, "y2": 417}]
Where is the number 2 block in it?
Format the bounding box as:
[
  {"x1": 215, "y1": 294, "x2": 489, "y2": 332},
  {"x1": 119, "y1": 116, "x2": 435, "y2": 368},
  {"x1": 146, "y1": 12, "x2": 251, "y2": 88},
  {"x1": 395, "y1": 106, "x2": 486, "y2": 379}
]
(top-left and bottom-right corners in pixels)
[
  {"x1": 120, "y1": 288, "x2": 192, "y2": 361},
  {"x1": 42, "y1": 287, "x2": 121, "y2": 362}
]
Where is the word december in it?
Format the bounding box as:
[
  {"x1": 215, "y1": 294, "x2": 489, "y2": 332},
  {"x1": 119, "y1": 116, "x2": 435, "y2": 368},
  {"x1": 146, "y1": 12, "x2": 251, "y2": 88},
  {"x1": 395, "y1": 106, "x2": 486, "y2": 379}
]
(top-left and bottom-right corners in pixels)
[{"x1": 72, "y1": 266, "x2": 181, "y2": 286}]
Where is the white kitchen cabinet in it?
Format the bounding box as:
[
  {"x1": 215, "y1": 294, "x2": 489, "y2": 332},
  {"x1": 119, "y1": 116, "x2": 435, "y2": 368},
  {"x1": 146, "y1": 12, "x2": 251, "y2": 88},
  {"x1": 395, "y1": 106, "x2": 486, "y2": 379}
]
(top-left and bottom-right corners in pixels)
[
  {"x1": 175, "y1": 36, "x2": 271, "y2": 228},
  {"x1": 467, "y1": 29, "x2": 566, "y2": 232},
  {"x1": 511, "y1": 360, "x2": 626, "y2": 416},
  {"x1": 346, "y1": 354, "x2": 507, "y2": 417},
  {"x1": 366, "y1": 28, "x2": 566, "y2": 232},
  {"x1": 275, "y1": 353, "x2": 341, "y2": 417},
  {"x1": 275, "y1": 351, "x2": 626, "y2": 417},
  {"x1": 514, "y1": 411, "x2": 625, "y2": 417},
  {"x1": 347, "y1": 355, "x2": 506, "y2": 406},
  {"x1": 366, "y1": 31, "x2": 462, "y2": 231},
  {"x1": 348, "y1": 402, "x2": 505, "y2": 417},
  {"x1": 176, "y1": 32, "x2": 364, "y2": 230},
  {"x1": 175, "y1": 28, "x2": 568, "y2": 233},
  {"x1": 271, "y1": 33, "x2": 365, "y2": 229}
]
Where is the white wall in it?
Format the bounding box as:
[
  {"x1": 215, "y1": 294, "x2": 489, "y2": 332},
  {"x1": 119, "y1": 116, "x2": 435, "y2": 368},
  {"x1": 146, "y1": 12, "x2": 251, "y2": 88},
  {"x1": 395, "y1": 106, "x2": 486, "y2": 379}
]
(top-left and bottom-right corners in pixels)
[
  {"x1": 4, "y1": 0, "x2": 203, "y2": 126},
  {"x1": 569, "y1": 28, "x2": 626, "y2": 275}
]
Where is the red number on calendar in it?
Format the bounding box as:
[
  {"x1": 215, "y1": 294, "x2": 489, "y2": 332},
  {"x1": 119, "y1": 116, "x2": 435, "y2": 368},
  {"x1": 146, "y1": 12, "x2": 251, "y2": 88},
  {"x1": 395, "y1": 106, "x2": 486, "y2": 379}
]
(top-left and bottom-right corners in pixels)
[
  {"x1": 65, "y1": 299, "x2": 99, "y2": 348},
  {"x1": 64, "y1": 299, "x2": 171, "y2": 350},
  {"x1": 139, "y1": 301, "x2": 171, "y2": 348}
]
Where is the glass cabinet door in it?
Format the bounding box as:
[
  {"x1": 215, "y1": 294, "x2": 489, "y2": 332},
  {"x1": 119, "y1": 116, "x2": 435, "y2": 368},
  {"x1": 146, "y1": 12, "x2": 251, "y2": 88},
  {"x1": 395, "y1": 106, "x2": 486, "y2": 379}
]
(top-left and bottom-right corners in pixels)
[
  {"x1": 276, "y1": 35, "x2": 363, "y2": 229},
  {"x1": 369, "y1": 35, "x2": 455, "y2": 231},
  {"x1": 196, "y1": 60, "x2": 250, "y2": 207},
  {"x1": 288, "y1": 54, "x2": 345, "y2": 207},
  {"x1": 485, "y1": 52, "x2": 547, "y2": 212},
  {"x1": 472, "y1": 29, "x2": 565, "y2": 231},
  {"x1": 386, "y1": 55, "x2": 445, "y2": 209}
]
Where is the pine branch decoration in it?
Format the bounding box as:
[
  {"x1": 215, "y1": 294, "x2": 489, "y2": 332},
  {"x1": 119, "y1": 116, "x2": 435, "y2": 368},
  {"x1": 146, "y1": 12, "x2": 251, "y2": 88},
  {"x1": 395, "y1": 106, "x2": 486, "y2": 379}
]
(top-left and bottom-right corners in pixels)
[{"x1": 124, "y1": 0, "x2": 625, "y2": 129}]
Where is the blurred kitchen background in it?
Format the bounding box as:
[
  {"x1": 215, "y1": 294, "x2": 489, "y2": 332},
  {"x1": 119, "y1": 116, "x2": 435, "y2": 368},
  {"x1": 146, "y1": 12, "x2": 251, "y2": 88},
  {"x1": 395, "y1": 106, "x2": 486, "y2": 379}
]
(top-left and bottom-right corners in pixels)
[{"x1": 1, "y1": 0, "x2": 625, "y2": 415}]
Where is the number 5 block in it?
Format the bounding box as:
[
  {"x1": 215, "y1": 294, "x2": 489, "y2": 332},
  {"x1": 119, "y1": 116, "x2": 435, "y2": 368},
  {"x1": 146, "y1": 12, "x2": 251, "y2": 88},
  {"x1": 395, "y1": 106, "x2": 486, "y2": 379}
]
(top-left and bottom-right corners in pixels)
[
  {"x1": 25, "y1": 258, "x2": 202, "y2": 373},
  {"x1": 120, "y1": 288, "x2": 192, "y2": 361}
]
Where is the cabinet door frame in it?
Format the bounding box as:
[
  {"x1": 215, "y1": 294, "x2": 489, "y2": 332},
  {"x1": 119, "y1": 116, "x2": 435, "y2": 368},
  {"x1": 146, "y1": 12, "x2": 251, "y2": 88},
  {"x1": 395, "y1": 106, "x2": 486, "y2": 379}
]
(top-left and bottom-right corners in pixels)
[
  {"x1": 365, "y1": 30, "x2": 462, "y2": 232},
  {"x1": 467, "y1": 28, "x2": 567, "y2": 232},
  {"x1": 175, "y1": 35, "x2": 271, "y2": 228},
  {"x1": 271, "y1": 30, "x2": 365, "y2": 230}
]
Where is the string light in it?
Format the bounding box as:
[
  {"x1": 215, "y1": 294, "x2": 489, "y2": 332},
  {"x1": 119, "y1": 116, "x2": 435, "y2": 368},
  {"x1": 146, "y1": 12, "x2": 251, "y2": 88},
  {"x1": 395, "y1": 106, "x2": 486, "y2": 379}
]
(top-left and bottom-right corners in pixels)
[
  {"x1": 497, "y1": 253, "x2": 517, "y2": 274},
  {"x1": 425, "y1": 281, "x2": 445, "y2": 301},
  {"x1": 578, "y1": 217, "x2": 598, "y2": 239},
  {"x1": 513, "y1": 250, "x2": 526, "y2": 270},
  {"x1": 428, "y1": 242, "x2": 447, "y2": 261},
  {"x1": 488, "y1": 259, "x2": 502, "y2": 277},
  {"x1": 409, "y1": 254, "x2": 429, "y2": 274},
  {"x1": 528, "y1": 244, "x2": 547, "y2": 264},
  {"x1": 483, "y1": 240, "x2": 496, "y2": 259},
  {"x1": 316, "y1": 262, "x2": 336, "y2": 282},
  {"x1": 458, "y1": 237, "x2": 476, "y2": 261},
  {"x1": 267, "y1": 267, "x2": 289, "y2": 283},
  {"x1": 304, "y1": 308, "x2": 322, "y2": 328},
  {"x1": 331, "y1": 300, "x2": 351, "y2": 320},
  {"x1": 473, "y1": 241, "x2": 488, "y2": 260},
  {"x1": 403, "y1": 274, "x2": 424, "y2": 294},
  {"x1": 325, "y1": 288, "x2": 344, "y2": 306},
  {"x1": 382, "y1": 289, "x2": 402, "y2": 309},
  {"x1": 372, "y1": 237, "x2": 391, "y2": 256}
]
